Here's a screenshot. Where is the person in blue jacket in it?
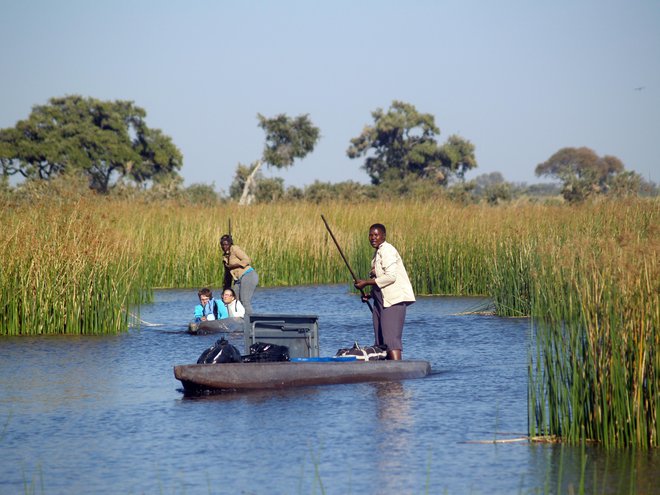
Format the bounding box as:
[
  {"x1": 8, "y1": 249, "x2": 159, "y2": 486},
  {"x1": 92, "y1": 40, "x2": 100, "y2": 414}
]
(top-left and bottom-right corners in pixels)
[{"x1": 193, "y1": 288, "x2": 228, "y2": 322}]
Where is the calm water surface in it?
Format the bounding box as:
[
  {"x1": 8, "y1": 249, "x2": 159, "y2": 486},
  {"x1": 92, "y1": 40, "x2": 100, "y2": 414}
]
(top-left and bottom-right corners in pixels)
[{"x1": 0, "y1": 285, "x2": 657, "y2": 494}]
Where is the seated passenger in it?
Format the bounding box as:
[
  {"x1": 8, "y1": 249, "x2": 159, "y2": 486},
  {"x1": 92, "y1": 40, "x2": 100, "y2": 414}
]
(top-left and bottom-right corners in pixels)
[
  {"x1": 221, "y1": 288, "x2": 246, "y2": 318},
  {"x1": 194, "y1": 288, "x2": 228, "y2": 322}
]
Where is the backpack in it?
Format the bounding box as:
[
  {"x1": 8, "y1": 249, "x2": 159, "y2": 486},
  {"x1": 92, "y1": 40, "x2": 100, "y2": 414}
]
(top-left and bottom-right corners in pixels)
[
  {"x1": 207, "y1": 299, "x2": 219, "y2": 320},
  {"x1": 241, "y1": 342, "x2": 290, "y2": 363},
  {"x1": 335, "y1": 342, "x2": 388, "y2": 361},
  {"x1": 197, "y1": 338, "x2": 242, "y2": 364},
  {"x1": 199, "y1": 299, "x2": 219, "y2": 321}
]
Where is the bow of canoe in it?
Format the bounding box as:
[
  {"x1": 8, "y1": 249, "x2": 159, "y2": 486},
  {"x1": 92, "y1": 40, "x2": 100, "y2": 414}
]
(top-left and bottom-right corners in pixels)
[{"x1": 174, "y1": 360, "x2": 431, "y2": 393}]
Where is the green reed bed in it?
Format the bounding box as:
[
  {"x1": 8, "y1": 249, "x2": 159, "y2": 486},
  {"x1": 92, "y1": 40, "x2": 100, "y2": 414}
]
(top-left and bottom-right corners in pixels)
[
  {"x1": 487, "y1": 240, "x2": 536, "y2": 317},
  {"x1": 0, "y1": 199, "x2": 140, "y2": 335},
  {"x1": 113, "y1": 202, "x2": 223, "y2": 288},
  {"x1": 3, "y1": 197, "x2": 656, "y2": 333},
  {"x1": 120, "y1": 202, "x2": 358, "y2": 289},
  {"x1": 528, "y1": 200, "x2": 659, "y2": 448}
]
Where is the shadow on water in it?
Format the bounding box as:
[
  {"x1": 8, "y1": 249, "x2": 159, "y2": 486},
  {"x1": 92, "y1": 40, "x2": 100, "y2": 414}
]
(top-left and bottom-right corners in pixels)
[
  {"x1": 179, "y1": 384, "x2": 323, "y2": 403},
  {"x1": 1, "y1": 285, "x2": 657, "y2": 494}
]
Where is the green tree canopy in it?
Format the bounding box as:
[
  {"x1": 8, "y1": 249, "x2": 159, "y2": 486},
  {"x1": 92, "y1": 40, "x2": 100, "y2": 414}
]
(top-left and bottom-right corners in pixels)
[
  {"x1": 233, "y1": 113, "x2": 321, "y2": 205},
  {"x1": 257, "y1": 113, "x2": 321, "y2": 168},
  {"x1": 0, "y1": 95, "x2": 183, "y2": 193},
  {"x1": 535, "y1": 147, "x2": 628, "y2": 202},
  {"x1": 346, "y1": 100, "x2": 477, "y2": 185},
  {"x1": 229, "y1": 162, "x2": 286, "y2": 203}
]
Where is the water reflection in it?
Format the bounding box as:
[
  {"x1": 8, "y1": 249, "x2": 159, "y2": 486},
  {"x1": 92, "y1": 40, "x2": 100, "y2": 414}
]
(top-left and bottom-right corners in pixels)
[
  {"x1": 373, "y1": 381, "x2": 416, "y2": 492},
  {"x1": 527, "y1": 443, "x2": 660, "y2": 495},
  {"x1": 374, "y1": 381, "x2": 414, "y2": 433},
  {"x1": 179, "y1": 384, "x2": 321, "y2": 404}
]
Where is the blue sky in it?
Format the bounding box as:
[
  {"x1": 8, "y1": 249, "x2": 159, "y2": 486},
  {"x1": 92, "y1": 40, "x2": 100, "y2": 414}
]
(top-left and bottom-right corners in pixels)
[{"x1": 1, "y1": 0, "x2": 658, "y2": 193}]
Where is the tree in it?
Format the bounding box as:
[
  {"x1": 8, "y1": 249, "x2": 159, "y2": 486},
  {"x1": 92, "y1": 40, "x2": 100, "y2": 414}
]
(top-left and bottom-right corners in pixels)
[
  {"x1": 473, "y1": 172, "x2": 506, "y2": 196},
  {"x1": 254, "y1": 177, "x2": 286, "y2": 203},
  {"x1": 608, "y1": 170, "x2": 645, "y2": 198},
  {"x1": 229, "y1": 163, "x2": 255, "y2": 201},
  {"x1": 302, "y1": 180, "x2": 375, "y2": 203},
  {"x1": 0, "y1": 95, "x2": 183, "y2": 193},
  {"x1": 234, "y1": 113, "x2": 320, "y2": 205},
  {"x1": 535, "y1": 147, "x2": 625, "y2": 202},
  {"x1": 258, "y1": 113, "x2": 320, "y2": 168},
  {"x1": 346, "y1": 100, "x2": 477, "y2": 186},
  {"x1": 483, "y1": 181, "x2": 513, "y2": 205},
  {"x1": 130, "y1": 128, "x2": 184, "y2": 188},
  {"x1": 471, "y1": 172, "x2": 516, "y2": 204}
]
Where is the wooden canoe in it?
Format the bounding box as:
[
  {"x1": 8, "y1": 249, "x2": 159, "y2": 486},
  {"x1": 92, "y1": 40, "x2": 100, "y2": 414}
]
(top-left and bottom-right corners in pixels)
[
  {"x1": 174, "y1": 359, "x2": 431, "y2": 393},
  {"x1": 187, "y1": 317, "x2": 244, "y2": 335}
]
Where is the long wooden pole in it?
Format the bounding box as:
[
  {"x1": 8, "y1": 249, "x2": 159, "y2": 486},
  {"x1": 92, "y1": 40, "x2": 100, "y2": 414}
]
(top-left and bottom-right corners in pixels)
[
  {"x1": 321, "y1": 215, "x2": 373, "y2": 313},
  {"x1": 223, "y1": 219, "x2": 233, "y2": 290}
]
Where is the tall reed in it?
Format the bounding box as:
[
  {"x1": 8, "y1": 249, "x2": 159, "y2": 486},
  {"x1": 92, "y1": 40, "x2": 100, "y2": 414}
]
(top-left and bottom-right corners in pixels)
[
  {"x1": 528, "y1": 200, "x2": 659, "y2": 448},
  {"x1": 1, "y1": 195, "x2": 658, "y2": 448},
  {"x1": 0, "y1": 198, "x2": 140, "y2": 335}
]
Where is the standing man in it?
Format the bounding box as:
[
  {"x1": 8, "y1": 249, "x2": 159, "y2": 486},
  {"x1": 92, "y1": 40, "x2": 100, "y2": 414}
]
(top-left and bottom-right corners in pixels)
[
  {"x1": 354, "y1": 223, "x2": 415, "y2": 360},
  {"x1": 220, "y1": 234, "x2": 258, "y2": 315}
]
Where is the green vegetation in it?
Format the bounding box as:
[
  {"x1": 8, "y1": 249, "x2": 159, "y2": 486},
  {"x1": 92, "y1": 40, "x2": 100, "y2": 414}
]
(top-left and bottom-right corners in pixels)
[
  {"x1": 535, "y1": 147, "x2": 650, "y2": 203},
  {"x1": 1, "y1": 187, "x2": 657, "y2": 449},
  {"x1": 0, "y1": 95, "x2": 183, "y2": 193},
  {"x1": 230, "y1": 112, "x2": 321, "y2": 205},
  {"x1": 347, "y1": 100, "x2": 476, "y2": 186},
  {"x1": 3, "y1": 96, "x2": 655, "y2": 204},
  {"x1": 528, "y1": 198, "x2": 659, "y2": 448},
  {"x1": 0, "y1": 196, "x2": 141, "y2": 335}
]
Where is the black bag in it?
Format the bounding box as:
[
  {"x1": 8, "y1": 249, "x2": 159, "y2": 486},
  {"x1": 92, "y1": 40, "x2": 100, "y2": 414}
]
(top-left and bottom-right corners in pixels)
[
  {"x1": 241, "y1": 342, "x2": 290, "y2": 363},
  {"x1": 335, "y1": 342, "x2": 388, "y2": 361},
  {"x1": 197, "y1": 338, "x2": 242, "y2": 364}
]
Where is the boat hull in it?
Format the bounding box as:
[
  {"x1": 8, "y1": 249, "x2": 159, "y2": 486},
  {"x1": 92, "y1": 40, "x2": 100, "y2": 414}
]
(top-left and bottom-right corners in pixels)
[
  {"x1": 187, "y1": 317, "x2": 244, "y2": 335},
  {"x1": 174, "y1": 360, "x2": 431, "y2": 393}
]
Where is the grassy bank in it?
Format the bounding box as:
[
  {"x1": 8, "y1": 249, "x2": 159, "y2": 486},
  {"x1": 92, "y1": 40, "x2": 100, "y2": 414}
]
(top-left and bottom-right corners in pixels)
[
  {"x1": 1, "y1": 197, "x2": 657, "y2": 327},
  {"x1": 1, "y1": 196, "x2": 658, "y2": 447}
]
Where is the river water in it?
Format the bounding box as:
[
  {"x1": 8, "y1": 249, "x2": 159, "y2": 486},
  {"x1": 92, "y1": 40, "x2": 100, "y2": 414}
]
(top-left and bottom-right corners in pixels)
[{"x1": 0, "y1": 285, "x2": 657, "y2": 495}]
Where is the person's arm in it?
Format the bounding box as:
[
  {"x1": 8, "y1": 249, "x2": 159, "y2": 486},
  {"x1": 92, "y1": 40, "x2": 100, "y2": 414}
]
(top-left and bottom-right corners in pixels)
[
  {"x1": 217, "y1": 300, "x2": 229, "y2": 319},
  {"x1": 194, "y1": 304, "x2": 204, "y2": 319},
  {"x1": 354, "y1": 251, "x2": 377, "y2": 293},
  {"x1": 354, "y1": 278, "x2": 376, "y2": 290},
  {"x1": 355, "y1": 244, "x2": 397, "y2": 290},
  {"x1": 225, "y1": 245, "x2": 251, "y2": 270}
]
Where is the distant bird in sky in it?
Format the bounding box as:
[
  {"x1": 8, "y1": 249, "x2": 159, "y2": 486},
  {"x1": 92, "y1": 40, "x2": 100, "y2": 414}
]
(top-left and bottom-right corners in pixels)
[{"x1": 634, "y1": 86, "x2": 645, "y2": 91}]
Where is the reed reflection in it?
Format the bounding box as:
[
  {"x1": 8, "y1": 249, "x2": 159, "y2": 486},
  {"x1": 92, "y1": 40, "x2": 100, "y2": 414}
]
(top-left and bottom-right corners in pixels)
[{"x1": 528, "y1": 443, "x2": 660, "y2": 495}]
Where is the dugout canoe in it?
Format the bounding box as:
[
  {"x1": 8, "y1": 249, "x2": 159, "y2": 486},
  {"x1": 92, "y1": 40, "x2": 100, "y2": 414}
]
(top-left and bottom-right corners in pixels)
[
  {"x1": 187, "y1": 317, "x2": 244, "y2": 335},
  {"x1": 173, "y1": 359, "x2": 432, "y2": 393}
]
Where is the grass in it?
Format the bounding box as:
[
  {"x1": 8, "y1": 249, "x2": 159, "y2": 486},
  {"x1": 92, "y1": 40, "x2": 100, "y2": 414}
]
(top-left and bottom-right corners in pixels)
[
  {"x1": 526, "y1": 200, "x2": 659, "y2": 448},
  {"x1": 1, "y1": 195, "x2": 657, "y2": 447}
]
